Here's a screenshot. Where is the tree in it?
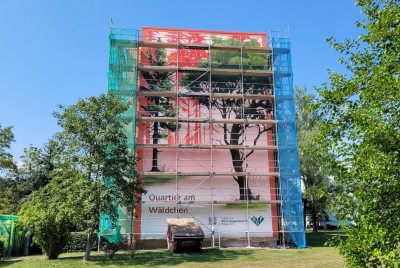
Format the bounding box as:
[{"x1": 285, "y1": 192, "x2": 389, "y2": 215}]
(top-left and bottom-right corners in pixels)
[
  {"x1": 54, "y1": 93, "x2": 143, "y2": 261},
  {"x1": 0, "y1": 141, "x2": 58, "y2": 215},
  {"x1": 182, "y1": 37, "x2": 273, "y2": 200},
  {"x1": 19, "y1": 169, "x2": 83, "y2": 259},
  {"x1": 0, "y1": 124, "x2": 57, "y2": 215},
  {"x1": 295, "y1": 86, "x2": 332, "y2": 234},
  {"x1": 0, "y1": 179, "x2": 18, "y2": 215},
  {"x1": 19, "y1": 142, "x2": 57, "y2": 195},
  {"x1": 0, "y1": 123, "x2": 15, "y2": 173},
  {"x1": 316, "y1": 1, "x2": 400, "y2": 266},
  {"x1": 139, "y1": 47, "x2": 178, "y2": 171},
  {"x1": 0, "y1": 123, "x2": 18, "y2": 215}
]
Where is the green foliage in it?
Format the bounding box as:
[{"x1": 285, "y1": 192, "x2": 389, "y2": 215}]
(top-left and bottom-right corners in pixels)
[
  {"x1": 14, "y1": 94, "x2": 143, "y2": 260},
  {"x1": 197, "y1": 37, "x2": 269, "y2": 71},
  {"x1": 316, "y1": 0, "x2": 400, "y2": 266},
  {"x1": 19, "y1": 168, "x2": 115, "y2": 259},
  {"x1": 0, "y1": 123, "x2": 15, "y2": 172},
  {"x1": 306, "y1": 230, "x2": 347, "y2": 248},
  {"x1": 63, "y1": 232, "x2": 98, "y2": 252},
  {"x1": 19, "y1": 142, "x2": 58, "y2": 195},
  {"x1": 182, "y1": 37, "x2": 272, "y2": 200},
  {"x1": 1, "y1": 95, "x2": 141, "y2": 260},
  {"x1": 19, "y1": 171, "x2": 85, "y2": 259},
  {"x1": 54, "y1": 93, "x2": 142, "y2": 218},
  {"x1": 295, "y1": 87, "x2": 333, "y2": 233},
  {"x1": 182, "y1": 36, "x2": 271, "y2": 120},
  {"x1": 0, "y1": 123, "x2": 18, "y2": 215},
  {"x1": 53, "y1": 93, "x2": 144, "y2": 260},
  {"x1": 0, "y1": 179, "x2": 18, "y2": 215},
  {"x1": 0, "y1": 141, "x2": 57, "y2": 215}
]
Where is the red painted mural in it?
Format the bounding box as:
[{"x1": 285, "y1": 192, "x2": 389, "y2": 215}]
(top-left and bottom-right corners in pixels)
[{"x1": 135, "y1": 27, "x2": 278, "y2": 244}]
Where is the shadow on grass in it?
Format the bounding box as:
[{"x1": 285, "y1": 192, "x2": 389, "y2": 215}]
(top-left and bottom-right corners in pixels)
[
  {"x1": 0, "y1": 259, "x2": 22, "y2": 267},
  {"x1": 306, "y1": 230, "x2": 348, "y2": 247},
  {"x1": 59, "y1": 248, "x2": 252, "y2": 267}
]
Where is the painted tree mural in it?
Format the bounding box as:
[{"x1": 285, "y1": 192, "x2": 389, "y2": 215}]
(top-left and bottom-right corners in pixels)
[
  {"x1": 140, "y1": 46, "x2": 178, "y2": 171},
  {"x1": 182, "y1": 37, "x2": 273, "y2": 200}
]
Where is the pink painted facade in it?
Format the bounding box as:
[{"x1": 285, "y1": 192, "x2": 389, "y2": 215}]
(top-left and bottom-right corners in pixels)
[{"x1": 133, "y1": 27, "x2": 279, "y2": 246}]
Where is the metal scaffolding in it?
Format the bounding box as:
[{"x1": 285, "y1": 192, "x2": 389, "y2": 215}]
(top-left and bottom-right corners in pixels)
[{"x1": 101, "y1": 27, "x2": 306, "y2": 248}]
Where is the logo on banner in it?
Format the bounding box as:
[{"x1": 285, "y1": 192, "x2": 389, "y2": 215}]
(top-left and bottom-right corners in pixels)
[{"x1": 251, "y1": 216, "x2": 264, "y2": 226}]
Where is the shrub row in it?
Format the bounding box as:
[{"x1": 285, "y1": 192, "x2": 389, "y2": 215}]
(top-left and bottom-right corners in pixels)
[{"x1": 63, "y1": 232, "x2": 98, "y2": 252}]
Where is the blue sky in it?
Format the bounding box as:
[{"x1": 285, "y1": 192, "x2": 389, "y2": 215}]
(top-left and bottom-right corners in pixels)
[{"x1": 0, "y1": 0, "x2": 362, "y2": 160}]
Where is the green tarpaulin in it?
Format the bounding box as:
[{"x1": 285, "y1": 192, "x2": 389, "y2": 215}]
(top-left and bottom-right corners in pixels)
[{"x1": 0, "y1": 214, "x2": 26, "y2": 257}]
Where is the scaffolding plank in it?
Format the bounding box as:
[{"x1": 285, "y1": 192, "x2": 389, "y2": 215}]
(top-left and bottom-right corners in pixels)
[
  {"x1": 138, "y1": 41, "x2": 272, "y2": 53},
  {"x1": 137, "y1": 91, "x2": 176, "y2": 98},
  {"x1": 141, "y1": 200, "x2": 282, "y2": 205},
  {"x1": 137, "y1": 91, "x2": 275, "y2": 101},
  {"x1": 210, "y1": 68, "x2": 240, "y2": 75},
  {"x1": 243, "y1": 46, "x2": 272, "y2": 53},
  {"x1": 211, "y1": 93, "x2": 273, "y2": 100},
  {"x1": 139, "y1": 41, "x2": 177, "y2": 49},
  {"x1": 243, "y1": 94, "x2": 274, "y2": 100},
  {"x1": 211, "y1": 44, "x2": 272, "y2": 53},
  {"x1": 136, "y1": 144, "x2": 277, "y2": 150},
  {"x1": 137, "y1": 117, "x2": 204, "y2": 123},
  {"x1": 110, "y1": 39, "x2": 137, "y2": 47},
  {"x1": 110, "y1": 89, "x2": 135, "y2": 96},
  {"x1": 110, "y1": 64, "x2": 136, "y2": 72},
  {"x1": 273, "y1": 47, "x2": 291, "y2": 54},
  {"x1": 178, "y1": 43, "x2": 209, "y2": 50},
  {"x1": 139, "y1": 171, "x2": 280, "y2": 176},
  {"x1": 138, "y1": 65, "x2": 178, "y2": 73},
  {"x1": 138, "y1": 65, "x2": 273, "y2": 76},
  {"x1": 242, "y1": 69, "x2": 273, "y2": 76},
  {"x1": 136, "y1": 117, "x2": 276, "y2": 124}
]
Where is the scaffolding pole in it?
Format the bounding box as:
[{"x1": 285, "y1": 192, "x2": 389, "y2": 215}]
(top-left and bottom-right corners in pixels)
[{"x1": 104, "y1": 28, "x2": 306, "y2": 248}]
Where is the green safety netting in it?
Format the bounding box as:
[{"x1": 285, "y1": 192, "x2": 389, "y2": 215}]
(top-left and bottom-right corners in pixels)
[
  {"x1": 98, "y1": 206, "x2": 131, "y2": 243},
  {"x1": 98, "y1": 28, "x2": 138, "y2": 243},
  {"x1": 0, "y1": 214, "x2": 27, "y2": 257}
]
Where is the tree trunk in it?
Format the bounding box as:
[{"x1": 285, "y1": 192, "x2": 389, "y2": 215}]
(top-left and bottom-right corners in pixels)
[
  {"x1": 45, "y1": 243, "x2": 61, "y2": 260},
  {"x1": 151, "y1": 99, "x2": 160, "y2": 172},
  {"x1": 312, "y1": 207, "x2": 318, "y2": 234},
  {"x1": 47, "y1": 251, "x2": 59, "y2": 260},
  {"x1": 130, "y1": 209, "x2": 134, "y2": 245},
  {"x1": 83, "y1": 231, "x2": 92, "y2": 261},
  {"x1": 230, "y1": 146, "x2": 253, "y2": 200},
  {"x1": 303, "y1": 198, "x2": 307, "y2": 228},
  {"x1": 230, "y1": 123, "x2": 254, "y2": 200},
  {"x1": 150, "y1": 134, "x2": 160, "y2": 172},
  {"x1": 236, "y1": 175, "x2": 254, "y2": 200}
]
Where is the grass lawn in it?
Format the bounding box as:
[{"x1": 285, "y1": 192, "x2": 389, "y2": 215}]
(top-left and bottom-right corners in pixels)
[{"x1": 0, "y1": 231, "x2": 345, "y2": 268}]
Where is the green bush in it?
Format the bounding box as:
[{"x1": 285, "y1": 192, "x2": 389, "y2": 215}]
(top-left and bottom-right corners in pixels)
[
  {"x1": 0, "y1": 237, "x2": 5, "y2": 257},
  {"x1": 63, "y1": 232, "x2": 98, "y2": 252}
]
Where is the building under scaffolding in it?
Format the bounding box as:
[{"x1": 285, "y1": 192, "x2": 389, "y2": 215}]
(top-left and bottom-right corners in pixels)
[{"x1": 100, "y1": 27, "x2": 306, "y2": 248}]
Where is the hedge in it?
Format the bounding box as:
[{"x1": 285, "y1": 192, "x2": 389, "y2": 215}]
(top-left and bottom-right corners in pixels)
[{"x1": 63, "y1": 232, "x2": 98, "y2": 252}]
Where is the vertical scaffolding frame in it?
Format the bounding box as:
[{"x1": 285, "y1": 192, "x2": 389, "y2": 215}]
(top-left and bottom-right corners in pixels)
[
  {"x1": 272, "y1": 38, "x2": 306, "y2": 248},
  {"x1": 100, "y1": 29, "x2": 139, "y2": 243},
  {"x1": 102, "y1": 28, "x2": 306, "y2": 248}
]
